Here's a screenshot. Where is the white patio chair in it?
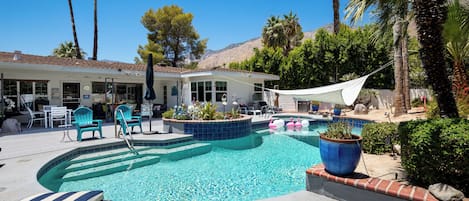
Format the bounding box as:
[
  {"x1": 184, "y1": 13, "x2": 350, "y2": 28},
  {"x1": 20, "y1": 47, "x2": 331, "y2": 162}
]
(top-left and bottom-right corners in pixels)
[
  {"x1": 49, "y1": 107, "x2": 68, "y2": 128},
  {"x1": 26, "y1": 107, "x2": 45, "y2": 128}
]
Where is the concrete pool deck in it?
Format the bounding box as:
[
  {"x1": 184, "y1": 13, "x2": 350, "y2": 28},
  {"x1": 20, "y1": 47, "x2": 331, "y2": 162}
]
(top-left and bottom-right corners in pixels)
[{"x1": 0, "y1": 112, "x2": 409, "y2": 201}]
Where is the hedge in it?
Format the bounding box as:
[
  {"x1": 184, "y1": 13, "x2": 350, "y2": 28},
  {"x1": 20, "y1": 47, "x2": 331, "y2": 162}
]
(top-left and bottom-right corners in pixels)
[
  {"x1": 399, "y1": 118, "x2": 469, "y2": 195},
  {"x1": 361, "y1": 122, "x2": 398, "y2": 154}
]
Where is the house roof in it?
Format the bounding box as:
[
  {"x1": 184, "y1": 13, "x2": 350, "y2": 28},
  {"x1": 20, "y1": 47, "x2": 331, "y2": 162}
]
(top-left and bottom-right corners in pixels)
[
  {"x1": 0, "y1": 51, "x2": 185, "y2": 73},
  {"x1": 0, "y1": 51, "x2": 279, "y2": 80}
]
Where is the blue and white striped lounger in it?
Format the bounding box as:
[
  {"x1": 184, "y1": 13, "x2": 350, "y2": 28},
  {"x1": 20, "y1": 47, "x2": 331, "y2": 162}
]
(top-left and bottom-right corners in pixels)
[{"x1": 20, "y1": 190, "x2": 103, "y2": 201}]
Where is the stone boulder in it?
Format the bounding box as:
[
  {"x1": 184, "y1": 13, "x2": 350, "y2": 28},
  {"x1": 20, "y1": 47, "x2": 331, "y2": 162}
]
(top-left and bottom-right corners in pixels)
[
  {"x1": 428, "y1": 183, "x2": 465, "y2": 201},
  {"x1": 353, "y1": 104, "x2": 368, "y2": 115}
]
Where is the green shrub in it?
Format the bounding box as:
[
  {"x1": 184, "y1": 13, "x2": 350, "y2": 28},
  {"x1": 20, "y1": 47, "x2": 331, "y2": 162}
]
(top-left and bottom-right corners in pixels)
[
  {"x1": 411, "y1": 98, "x2": 424, "y2": 107},
  {"x1": 361, "y1": 122, "x2": 398, "y2": 154},
  {"x1": 399, "y1": 118, "x2": 469, "y2": 194},
  {"x1": 426, "y1": 94, "x2": 469, "y2": 119},
  {"x1": 199, "y1": 102, "x2": 217, "y2": 120},
  {"x1": 162, "y1": 109, "x2": 174, "y2": 119}
]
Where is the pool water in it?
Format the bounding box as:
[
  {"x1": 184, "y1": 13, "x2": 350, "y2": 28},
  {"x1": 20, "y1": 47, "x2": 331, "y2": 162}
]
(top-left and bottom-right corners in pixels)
[{"x1": 43, "y1": 125, "x2": 361, "y2": 201}]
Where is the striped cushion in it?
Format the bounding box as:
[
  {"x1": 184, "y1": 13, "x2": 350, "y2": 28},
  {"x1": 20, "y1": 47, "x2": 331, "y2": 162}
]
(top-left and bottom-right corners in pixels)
[{"x1": 21, "y1": 190, "x2": 103, "y2": 201}]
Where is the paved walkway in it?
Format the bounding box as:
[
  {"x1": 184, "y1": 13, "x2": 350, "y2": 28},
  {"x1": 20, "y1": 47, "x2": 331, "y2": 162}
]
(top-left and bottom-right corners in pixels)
[{"x1": 0, "y1": 119, "x2": 192, "y2": 201}]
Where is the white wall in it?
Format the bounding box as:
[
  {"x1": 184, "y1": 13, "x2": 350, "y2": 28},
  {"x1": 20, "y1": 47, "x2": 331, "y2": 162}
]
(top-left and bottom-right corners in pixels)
[
  {"x1": 0, "y1": 68, "x2": 145, "y2": 109},
  {"x1": 183, "y1": 76, "x2": 266, "y2": 112}
]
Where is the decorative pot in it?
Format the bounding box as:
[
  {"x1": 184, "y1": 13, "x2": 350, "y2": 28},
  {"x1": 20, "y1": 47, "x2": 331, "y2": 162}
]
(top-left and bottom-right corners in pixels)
[
  {"x1": 333, "y1": 108, "x2": 342, "y2": 116},
  {"x1": 311, "y1": 105, "x2": 319, "y2": 112},
  {"x1": 319, "y1": 134, "x2": 362, "y2": 176}
]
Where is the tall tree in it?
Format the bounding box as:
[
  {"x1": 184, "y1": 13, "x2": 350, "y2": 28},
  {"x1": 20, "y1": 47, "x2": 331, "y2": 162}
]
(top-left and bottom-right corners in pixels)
[
  {"x1": 346, "y1": 0, "x2": 412, "y2": 116},
  {"x1": 283, "y1": 12, "x2": 304, "y2": 55},
  {"x1": 52, "y1": 41, "x2": 87, "y2": 58},
  {"x1": 139, "y1": 5, "x2": 207, "y2": 67},
  {"x1": 262, "y1": 12, "x2": 303, "y2": 56},
  {"x1": 67, "y1": 0, "x2": 82, "y2": 59},
  {"x1": 333, "y1": 0, "x2": 340, "y2": 34},
  {"x1": 444, "y1": 0, "x2": 469, "y2": 89},
  {"x1": 413, "y1": 0, "x2": 459, "y2": 118},
  {"x1": 92, "y1": 0, "x2": 98, "y2": 60},
  {"x1": 262, "y1": 16, "x2": 286, "y2": 50}
]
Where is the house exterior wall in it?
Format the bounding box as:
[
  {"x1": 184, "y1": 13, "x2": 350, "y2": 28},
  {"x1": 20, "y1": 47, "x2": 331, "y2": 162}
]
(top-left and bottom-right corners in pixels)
[
  {"x1": 1, "y1": 65, "x2": 274, "y2": 113},
  {"x1": 184, "y1": 76, "x2": 266, "y2": 112}
]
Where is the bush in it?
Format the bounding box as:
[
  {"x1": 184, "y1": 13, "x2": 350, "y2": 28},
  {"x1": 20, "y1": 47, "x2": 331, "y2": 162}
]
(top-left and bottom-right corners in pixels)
[
  {"x1": 162, "y1": 109, "x2": 174, "y2": 119},
  {"x1": 199, "y1": 102, "x2": 217, "y2": 120},
  {"x1": 361, "y1": 122, "x2": 398, "y2": 154},
  {"x1": 411, "y1": 98, "x2": 424, "y2": 107},
  {"x1": 399, "y1": 118, "x2": 469, "y2": 194}
]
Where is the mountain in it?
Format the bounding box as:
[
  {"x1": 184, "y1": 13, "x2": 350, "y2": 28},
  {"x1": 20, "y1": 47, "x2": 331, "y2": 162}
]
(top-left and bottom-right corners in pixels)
[{"x1": 197, "y1": 25, "x2": 332, "y2": 69}]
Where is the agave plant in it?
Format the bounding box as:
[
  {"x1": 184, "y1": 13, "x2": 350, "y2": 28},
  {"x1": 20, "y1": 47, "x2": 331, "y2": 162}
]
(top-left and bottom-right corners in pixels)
[{"x1": 324, "y1": 121, "x2": 353, "y2": 139}]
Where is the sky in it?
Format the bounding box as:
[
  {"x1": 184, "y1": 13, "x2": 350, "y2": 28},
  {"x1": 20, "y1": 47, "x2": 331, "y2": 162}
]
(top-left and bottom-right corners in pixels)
[{"x1": 0, "y1": 0, "x2": 372, "y2": 64}]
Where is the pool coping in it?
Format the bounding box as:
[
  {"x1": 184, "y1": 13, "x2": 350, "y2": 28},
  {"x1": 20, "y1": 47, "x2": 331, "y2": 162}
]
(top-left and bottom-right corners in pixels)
[
  {"x1": 306, "y1": 164, "x2": 438, "y2": 201},
  {"x1": 0, "y1": 115, "x2": 373, "y2": 201}
]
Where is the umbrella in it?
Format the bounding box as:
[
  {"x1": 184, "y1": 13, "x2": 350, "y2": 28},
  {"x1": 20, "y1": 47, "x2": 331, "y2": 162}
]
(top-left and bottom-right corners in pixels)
[
  {"x1": 144, "y1": 54, "x2": 156, "y2": 134},
  {"x1": 144, "y1": 54, "x2": 156, "y2": 100}
]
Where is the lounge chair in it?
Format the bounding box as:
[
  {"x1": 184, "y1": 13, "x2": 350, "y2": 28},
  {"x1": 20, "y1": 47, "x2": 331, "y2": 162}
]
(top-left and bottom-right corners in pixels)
[
  {"x1": 20, "y1": 190, "x2": 104, "y2": 201},
  {"x1": 115, "y1": 104, "x2": 142, "y2": 135},
  {"x1": 72, "y1": 107, "x2": 103, "y2": 141}
]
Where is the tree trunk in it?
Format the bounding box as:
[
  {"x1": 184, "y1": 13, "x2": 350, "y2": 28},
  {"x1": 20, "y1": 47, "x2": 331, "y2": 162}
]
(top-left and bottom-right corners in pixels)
[
  {"x1": 333, "y1": 0, "x2": 340, "y2": 35},
  {"x1": 92, "y1": 0, "x2": 98, "y2": 60},
  {"x1": 413, "y1": 0, "x2": 459, "y2": 118},
  {"x1": 67, "y1": 0, "x2": 82, "y2": 59},
  {"x1": 393, "y1": 20, "x2": 406, "y2": 117},
  {"x1": 452, "y1": 61, "x2": 468, "y2": 89},
  {"x1": 402, "y1": 34, "x2": 411, "y2": 110}
]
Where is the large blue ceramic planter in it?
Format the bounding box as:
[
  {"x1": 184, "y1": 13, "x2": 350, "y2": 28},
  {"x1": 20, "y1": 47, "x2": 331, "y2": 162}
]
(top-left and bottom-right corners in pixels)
[
  {"x1": 311, "y1": 105, "x2": 319, "y2": 112},
  {"x1": 333, "y1": 108, "x2": 342, "y2": 116},
  {"x1": 319, "y1": 134, "x2": 362, "y2": 176}
]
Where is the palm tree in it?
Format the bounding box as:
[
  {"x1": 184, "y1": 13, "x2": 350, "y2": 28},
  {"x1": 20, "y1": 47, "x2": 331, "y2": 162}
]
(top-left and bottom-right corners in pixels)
[
  {"x1": 333, "y1": 0, "x2": 340, "y2": 34},
  {"x1": 53, "y1": 41, "x2": 87, "y2": 58},
  {"x1": 262, "y1": 16, "x2": 286, "y2": 50},
  {"x1": 92, "y1": 0, "x2": 98, "y2": 60},
  {"x1": 444, "y1": 0, "x2": 469, "y2": 89},
  {"x1": 345, "y1": 0, "x2": 411, "y2": 116},
  {"x1": 262, "y1": 13, "x2": 303, "y2": 56},
  {"x1": 67, "y1": 0, "x2": 82, "y2": 59},
  {"x1": 282, "y1": 12, "x2": 303, "y2": 55},
  {"x1": 413, "y1": 0, "x2": 459, "y2": 118}
]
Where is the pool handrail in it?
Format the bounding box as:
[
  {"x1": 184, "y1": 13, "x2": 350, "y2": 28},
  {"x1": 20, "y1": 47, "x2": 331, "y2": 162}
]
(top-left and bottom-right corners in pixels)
[{"x1": 116, "y1": 109, "x2": 137, "y2": 154}]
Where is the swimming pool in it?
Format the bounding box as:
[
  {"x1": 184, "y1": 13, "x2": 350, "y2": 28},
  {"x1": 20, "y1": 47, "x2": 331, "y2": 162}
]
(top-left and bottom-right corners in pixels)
[{"x1": 39, "y1": 123, "x2": 362, "y2": 201}]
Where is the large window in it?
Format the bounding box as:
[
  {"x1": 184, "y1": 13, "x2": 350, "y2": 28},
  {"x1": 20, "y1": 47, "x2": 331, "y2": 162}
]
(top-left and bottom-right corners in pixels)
[
  {"x1": 191, "y1": 81, "x2": 212, "y2": 102},
  {"x1": 253, "y1": 83, "x2": 263, "y2": 101},
  {"x1": 215, "y1": 81, "x2": 227, "y2": 102},
  {"x1": 2, "y1": 79, "x2": 49, "y2": 111},
  {"x1": 92, "y1": 82, "x2": 142, "y2": 104}
]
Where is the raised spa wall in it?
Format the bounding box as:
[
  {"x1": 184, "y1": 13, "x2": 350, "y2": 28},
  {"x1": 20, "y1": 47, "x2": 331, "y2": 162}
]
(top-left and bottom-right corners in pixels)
[{"x1": 163, "y1": 115, "x2": 252, "y2": 141}]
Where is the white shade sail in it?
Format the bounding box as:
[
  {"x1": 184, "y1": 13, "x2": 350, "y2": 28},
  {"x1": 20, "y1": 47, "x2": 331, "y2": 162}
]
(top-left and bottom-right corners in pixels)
[{"x1": 269, "y1": 75, "x2": 370, "y2": 106}]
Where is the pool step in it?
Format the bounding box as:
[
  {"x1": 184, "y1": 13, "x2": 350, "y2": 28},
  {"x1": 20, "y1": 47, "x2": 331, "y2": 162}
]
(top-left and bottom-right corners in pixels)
[
  {"x1": 63, "y1": 152, "x2": 151, "y2": 173},
  {"x1": 57, "y1": 141, "x2": 211, "y2": 181},
  {"x1": 139, "y1": 142, "x2": 212, "y2": 161},
  {"x1": 61, "y1": 154, "x2": 160, "y2": 182}
]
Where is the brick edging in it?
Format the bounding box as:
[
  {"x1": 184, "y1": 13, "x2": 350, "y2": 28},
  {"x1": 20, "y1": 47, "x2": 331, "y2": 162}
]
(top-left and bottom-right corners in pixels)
[{"x1": 306, "y1": 164, "x2": 438, "y2": 201}]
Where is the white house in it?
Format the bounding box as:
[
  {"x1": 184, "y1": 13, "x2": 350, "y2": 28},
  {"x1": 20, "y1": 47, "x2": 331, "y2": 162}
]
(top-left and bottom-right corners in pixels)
[{"x1": 0, "y1": 51, "x2": 279, "y2": 118}]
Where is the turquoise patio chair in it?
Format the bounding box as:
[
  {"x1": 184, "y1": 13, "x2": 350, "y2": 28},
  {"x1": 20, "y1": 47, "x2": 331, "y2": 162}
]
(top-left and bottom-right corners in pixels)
[
  {"x1": 115, "y1": 104, "x2": 142, "y2": 135},
  {"x1": 72, "y1": 107, "x2": 103, "y2": 141}
]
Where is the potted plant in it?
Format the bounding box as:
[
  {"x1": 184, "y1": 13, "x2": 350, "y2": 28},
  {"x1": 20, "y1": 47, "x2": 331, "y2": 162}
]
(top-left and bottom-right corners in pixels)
[
  {"x1": 311, "y1": 101, "x2": 320, "y2": 112},
  {"x1": 333, "y1": 104, "x2": 345, "y2": 116},
  {"x1": 319, "y1": 121, "x2": 362, "y2": 176}
]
